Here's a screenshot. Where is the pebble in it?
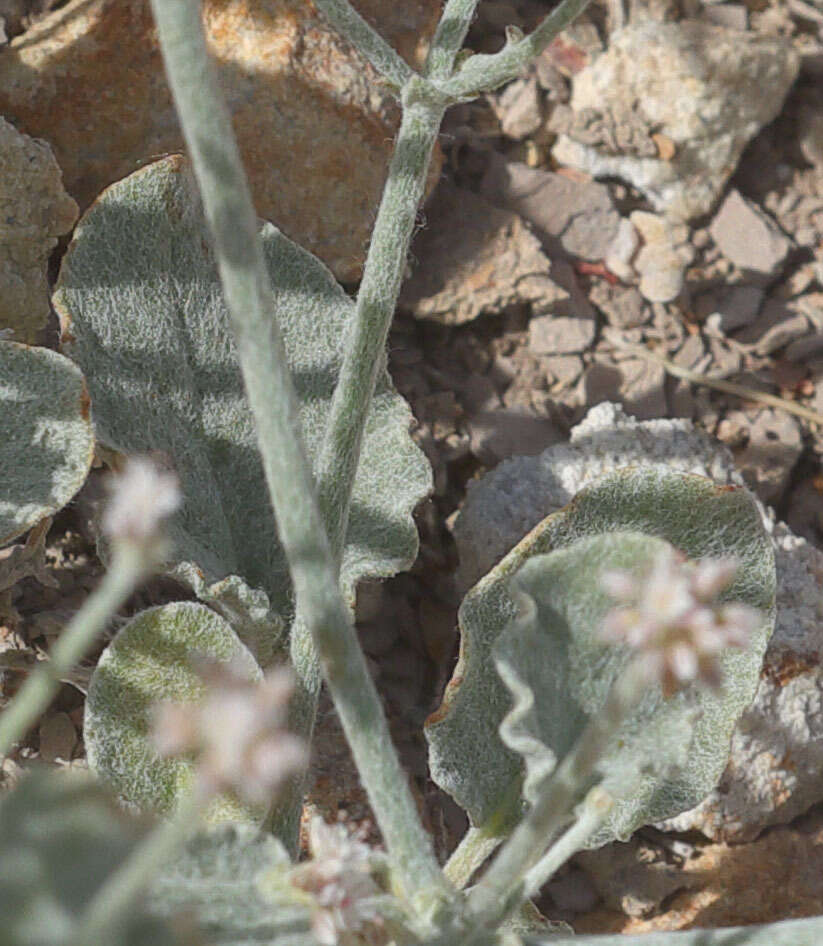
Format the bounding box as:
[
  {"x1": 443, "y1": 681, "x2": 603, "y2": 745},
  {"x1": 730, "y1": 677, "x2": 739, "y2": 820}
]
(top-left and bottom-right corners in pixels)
[
  {"x1": 630, "y1": 211, "x2": 694, "y2": 303},
  {"x1": 709, "y1": 190, "x2": 793, "y2": 279}
]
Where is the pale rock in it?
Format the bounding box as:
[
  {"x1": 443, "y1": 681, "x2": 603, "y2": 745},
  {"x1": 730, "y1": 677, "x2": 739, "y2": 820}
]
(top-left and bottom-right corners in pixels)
[
  {"x1": 467, "y1": 408, "x2": 563, "y2": 467},
  {"x1": 589, "y1": 283, "x2": 649, "y2": 330},
  {"x1": 0, "y1": 117, "x2": 77, "y2": 342},
  {"x1": 604, "y1": 218, "x2": 640, "y2": 284},
  {"x1": 719, "y1": 408, "x2": 803, "y2": 504},
  {"x1": 480, "y1": 156, "x2": 620, "y2": 262},
  {"x1": 736, "y1": 297, "x2": 813, "y2": 355},
  {"x1": 401, "y1": 183, "x2": 566, "y2": 325},
  {"x1": 544, "y1": 354, "x2": 584, "y2": 389},
  {"x1": 630, "y1": 211, "x2": 694, "y2": 303},
  {"x1": 552, "y1": 21, "x2": 799, "y2": 221},
  {"x1": 710, "y1": 190, "x2": 792, "y2": 279},
  {"x1": 701, "y1": 3, "x2": 748, "y2": 30},
  {"x1": 582, "y1": 358, "x2": 666, "y2": 420},
  {"x1": 491, "y1": 76, "x2": 543, "y2": 140},
  {"x1": 529, "y1": 313, "x2": 596, "y2": 355},
  {"x1": 453, "y1": 402, "x2": 823, "y2": 841}
]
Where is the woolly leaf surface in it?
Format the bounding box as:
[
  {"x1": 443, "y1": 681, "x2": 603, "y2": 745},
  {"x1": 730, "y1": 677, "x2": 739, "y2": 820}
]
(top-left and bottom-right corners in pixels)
[
  {"x1": 55, "y1": 155, "x2": 431, "y2": 659},
  {"x1": 85, "y1": 601, "x2": 262, "y2": 822},
  {"x1": 0, "y1": 341, "x2": 94, "y2": 545},
  {"x1": 528, "y1": 916, "x2": 823, "y2": 945},
  {"x1": 426, "y1": 467, "x2": 775, "y2": 841},
  {"x1": 149, "y1": 824, "x2": 318, "y2": 946},
  {"x1": 0, "y1": 770, "x2": 175, "y2": 945}
]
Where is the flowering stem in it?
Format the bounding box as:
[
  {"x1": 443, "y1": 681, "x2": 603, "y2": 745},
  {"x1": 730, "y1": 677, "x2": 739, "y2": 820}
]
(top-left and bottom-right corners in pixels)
[
  {"x1": 0, "y1": 544, "x2": 148, "y2": 760},
  {"x1": 425, "y1": 0, "x2": 481, "y2": 79},
  {"x1": 277, "y1": 82, "x2": 445, "y2": 848},
  {"x1": 467, "y1": 667, "x2": 640, "y2": 926},
  {"x1": 150, "y1": 0, "x2": 447, "y2": 907},
  {"x1": 71, "y1": 791, "x2": 201, "y2": 944},
  {"x1": 437, "y1": 0, "x2": 594, "y2": 98}
]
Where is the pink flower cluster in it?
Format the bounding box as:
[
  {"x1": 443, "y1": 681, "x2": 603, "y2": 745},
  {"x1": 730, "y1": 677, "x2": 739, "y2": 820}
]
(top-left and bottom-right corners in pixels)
[
  {"x1": 152, "y1": 658, "x2": 306, "y2": 806},
  {"x1": 601, "y1": 549, "x2": 760, "y2": 698}
]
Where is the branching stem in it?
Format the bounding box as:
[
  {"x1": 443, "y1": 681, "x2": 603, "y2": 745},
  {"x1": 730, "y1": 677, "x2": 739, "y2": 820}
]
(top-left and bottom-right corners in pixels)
[{"x1": 149, "y1": 0, "x2": 446, "y2": 908}]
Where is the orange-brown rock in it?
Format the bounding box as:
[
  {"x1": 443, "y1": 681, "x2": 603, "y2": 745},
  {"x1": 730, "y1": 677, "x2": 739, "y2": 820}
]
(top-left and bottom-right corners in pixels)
[{"x1": 0, "y1": 0, "x2": 442, "y2": 281}]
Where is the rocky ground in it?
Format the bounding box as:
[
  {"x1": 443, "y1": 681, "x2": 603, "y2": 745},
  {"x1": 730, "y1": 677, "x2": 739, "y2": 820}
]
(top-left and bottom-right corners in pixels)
[{"x1": 2, "y1": 0, "x2": 823, "y2": 936}]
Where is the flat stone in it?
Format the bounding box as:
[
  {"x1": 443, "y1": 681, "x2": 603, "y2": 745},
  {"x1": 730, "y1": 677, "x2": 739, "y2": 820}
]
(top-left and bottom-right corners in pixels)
[
  {"x1": 552, "y1": 21, "x2": 799, "y2": 221},
  {"x1": 529, "y1": 313, "x2": 596, "y2": 355},
  {"x1": 736, "y1": 297, "x2": 813, "y2": 355},
  {"x1": 480, "y1": 156, "x2": 620, "y2": 262},
  {"x1": 0, "y1": 0, "x2": 441, "y2": 282},
  {"x1": 490, "y1": 75, "x2": 543, "y2": 140},
  {"x1": 589, "y1": 283, "x2": 649, "y2": 330},
  {"x1": 401, "y1": 183, "x2": 566, "y2": 325},
  {"x1": 710, "y1": 190, "x2": 792, "y2": 279},
  {"x1": 467, "y1": 408, "x2": 563, "y2": 467},
  {"x1": 630, "y1": 211, "x2": 694, "y2": 303},
  {"x1": 717, "y1": 408, "x2": 803, "y2": 504},
  {"x1": 604, "y1": 217, "x2": 640, "y2": 283},
  {"x1": 0, "y1": 117, "x2": 77, "y2": 342},
  {"x1": 582, "y1": 357, "x2": 666, "y2": 420},
  {"x1": 454, "y1": 402, "x2": 823, "y2": 842}
]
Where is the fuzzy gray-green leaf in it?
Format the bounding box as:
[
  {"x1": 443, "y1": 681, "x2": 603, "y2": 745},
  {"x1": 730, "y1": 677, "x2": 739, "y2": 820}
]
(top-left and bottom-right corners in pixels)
[
  {"x1": 149, "y1": 824, "x2": 318, "y2": 946},
  {"x1": 54, "y1": 155, "x2": 431, "y2": 659},
  {"x1": 84, "y1": 601, "x2": 262, "y2": 822},
  {"x1": 527, "y1": 916, "x2": 823, "y2": 945},
  {"x1": 0, "y1": 770, "x2": 176, "y2": 946},
  {"x1": 0, "y1": 341, "x2": 94, "y2": 545},
  {"x1": 426, "y1": 467, "x2": 775, "y2": 841}
]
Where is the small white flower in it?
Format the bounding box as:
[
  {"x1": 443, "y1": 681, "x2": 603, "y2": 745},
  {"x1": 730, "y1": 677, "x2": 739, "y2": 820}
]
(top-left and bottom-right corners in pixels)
[
  {"x1": 102, "y1": 454, "x2": 181, "y2": 549},
  {"x1": 290, "y1": 817, "x2": 387, "y2": 946},
  {"x1": 601, "y1": 549, "x2": 760, "y2": 698},
  {"x1": 152, "y1": 660, "x2": 306, "y2": 806}
]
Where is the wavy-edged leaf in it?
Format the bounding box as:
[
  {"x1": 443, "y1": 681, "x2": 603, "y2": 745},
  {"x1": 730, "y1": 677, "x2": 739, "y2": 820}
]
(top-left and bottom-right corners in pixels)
[
  {"x1": 0, "y1": 770, "x2": 176, "y2": 946},
  {"x1": 498, "y1": 531, "x2": 744, "y2": 847},
  {"x1": 0, "y1": 341, "x2": 94, "y2": 545},
  {"x1": 85, "y1": 601, "x2": 262, "y2": 823},
  {"x1": 54, "y1": 155, "x2": 431, "y2": 660},
  {"x1": 426, "y1": 467, "x2": 775, "y2": 843},
  {"x1": 149, "y1": 824, "x2": 318, "y2": 946}
]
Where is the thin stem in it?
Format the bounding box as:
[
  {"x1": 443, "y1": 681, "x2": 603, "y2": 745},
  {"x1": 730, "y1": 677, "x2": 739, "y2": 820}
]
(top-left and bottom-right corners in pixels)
[
  {"x1": 275, "y1": 79, "x2": 445, "y2": 853},
  {"x1": 71, "y1": 792, "x2": 201, "y2": 945},
  {"x1": 443, "y1": 826, "x2": 504, "y2": 889},
  {"x1": 437, "y1": 0, "x2": 594, "y2": 98},
  {"x1": 467, "y1": 667, "x2": 639, "y2": 925},
  {"x1": 425, "y1": 0, "x2": 481, "y2": 79},
  {"x1": 0, "y1": 544, "x2": 147, "y2": 759},
  {"x1": 149, "y1": 0, "x2": 446, "y2": 908},
  {"x1": 522, "y1": 787, "x2": 612, "y2": 898},
  {"x1": 311, "y1": 0, "x2": 414, "y2": 92}
]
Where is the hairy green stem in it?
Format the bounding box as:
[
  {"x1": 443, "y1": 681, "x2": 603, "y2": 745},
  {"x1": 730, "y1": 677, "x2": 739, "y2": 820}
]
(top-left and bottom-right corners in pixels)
[
  {"x1": 71, "y1": 792, "x2": 201, "y2": 945},
  {"x1": 275, "y1": 81, "x2": 446, "y2": 844},
  {"x1": 149, "y1": 0, "x2": 446, "y2": 907},
  {"x1": 312, "y1": 0, "x2": 414, "y2": 92},
  {"x1": 438, "y1": 0, "x2": 594, "y2": 98},
  {"x1": 443, "y1": 825, "x2": 504, "y2": 890},
  {"x1": 467, "y1": 667, "x2": 639, "y2": 926},
  {"x1": 425, "y1": 0, "x2": 481, "y2": 79},
  {"x1": 0, "y1": 544, "x2": 147, "y2": 759}
]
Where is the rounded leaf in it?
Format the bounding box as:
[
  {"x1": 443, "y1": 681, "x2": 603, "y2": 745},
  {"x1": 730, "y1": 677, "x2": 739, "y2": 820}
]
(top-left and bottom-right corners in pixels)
[
  {"x1": 426, "y1": 468, "x2": 775, "y2": 841},
  {"x1": 0, "y1": 341, "x2": 94, "y2": 545},
  {"x1": 85, "y1": 601, "x2": 262, "y2": 823},
  {"x1": 54, "y1": 156, "x2": 431, "y2": 656}
]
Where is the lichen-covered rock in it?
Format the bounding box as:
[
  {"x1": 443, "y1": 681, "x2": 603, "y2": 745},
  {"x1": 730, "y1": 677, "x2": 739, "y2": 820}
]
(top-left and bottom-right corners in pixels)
[
  {"x1": 0, "y1": 117, "x2": 77, "y2": 342},
  {"x1": 552, "y1": 21, "x2": 799, "y2": 221},
  {"x1": 0, "y1": 0, "x2": 441, "y2": 282},
  {"x1": 453, "y1": 402, "x2": 823, "y2": 841}
]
